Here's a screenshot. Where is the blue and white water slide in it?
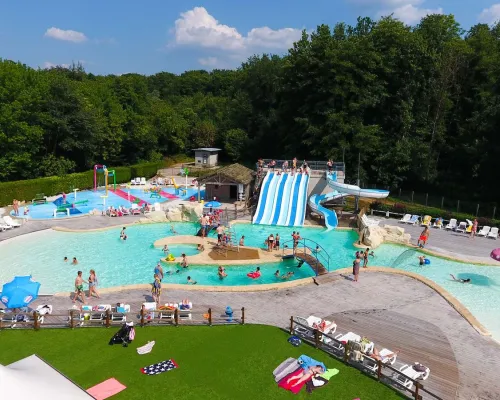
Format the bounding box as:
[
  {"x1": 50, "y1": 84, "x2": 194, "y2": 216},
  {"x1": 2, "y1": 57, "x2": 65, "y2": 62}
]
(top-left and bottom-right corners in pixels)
[
  {"x1": 275, "y1": 174, "x2": 297, "y2": 225},
  {"x1": 292, "y1": 174, "x2": 310, "y2": 226},
  {"x1": 256, "y1": 172, "x2": 283, "y2": 225},
  {"x1": 252, "y1": 171, "x2": 273, "y2": 224},
  {"x1": 308, "y1": 172, "x2": 390, "y2": 231}
]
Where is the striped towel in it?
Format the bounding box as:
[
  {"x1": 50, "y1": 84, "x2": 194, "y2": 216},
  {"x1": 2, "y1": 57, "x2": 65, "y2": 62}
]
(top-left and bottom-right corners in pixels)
[{"x1": 137, "y1": 341, "x2": 155, "y2": 355}]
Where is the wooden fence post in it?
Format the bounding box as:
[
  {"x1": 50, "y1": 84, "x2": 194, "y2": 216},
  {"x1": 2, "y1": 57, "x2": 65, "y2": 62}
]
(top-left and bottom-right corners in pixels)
[
  {"x1": 140, "y1": 305, "x2": 145, "y2": 327},
  {"x1": 174, "y1": 308, "x2": 179, "y2": 326},
  {"x1": 105, "y1": 309, "x2": 110, "y2": 328},
  {"x1": 69, "y1": 310, "x2": 74, "y2": 329},
  {"x1": 414, "y1": 381, "x2": 420, "y2": 400},
  {"x1": 314, "y1": 329, "x2": 320, "y2": 348},
  {"x1": 289, "y1": 316, "x2": 294, "y2": 334},
  {"x1": 343, "y1": 342, "x2": 350, "y2": 363},
  {"x1": 241, "y1": 307, "x2": 245, "y2": 325},
  {"x1": 208, "y1": 308, "x2": 212, "y2": 326},
  {"x1": 376, "y1": 360, "x2": 382, "y2": 380},
  {"x1": 33, "y1": 311, "x2": 39, "y2": 331}
]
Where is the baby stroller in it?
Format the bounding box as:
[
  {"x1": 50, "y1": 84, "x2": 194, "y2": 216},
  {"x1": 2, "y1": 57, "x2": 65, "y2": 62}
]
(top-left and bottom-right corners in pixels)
[{"x1": 109, "y1": 322, "x2": 135, "y2": 347}]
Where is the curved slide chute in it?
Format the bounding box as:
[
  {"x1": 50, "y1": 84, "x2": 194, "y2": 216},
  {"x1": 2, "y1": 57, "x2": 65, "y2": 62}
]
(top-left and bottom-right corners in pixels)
[{"x1": 309, "y1": 173, "x2": 389, "y2": 231}]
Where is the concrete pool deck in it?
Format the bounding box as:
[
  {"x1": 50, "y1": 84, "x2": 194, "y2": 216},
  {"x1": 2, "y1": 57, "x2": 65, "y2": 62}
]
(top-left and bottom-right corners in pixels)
[{"x1": 29, "y1": 272, "x2": 500, "y2": 400}]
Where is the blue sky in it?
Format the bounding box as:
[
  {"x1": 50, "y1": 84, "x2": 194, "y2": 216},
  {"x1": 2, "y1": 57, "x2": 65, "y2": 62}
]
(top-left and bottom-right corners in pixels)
[{"x1": 1, "y1": 0, "x2": 500, "y2": 75}]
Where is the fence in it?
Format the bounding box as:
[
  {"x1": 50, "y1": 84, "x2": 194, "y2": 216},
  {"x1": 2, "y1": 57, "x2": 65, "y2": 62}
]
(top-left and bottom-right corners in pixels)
[
  {"x1": 289, "y1": 317, "x2": 441, "y2": 400},
  {"x1": 0, "y1": 306, "x2": 245, "y2": 330},
  {"x1": 260, "y1": 159, "x2": 345, "y2": 174}
]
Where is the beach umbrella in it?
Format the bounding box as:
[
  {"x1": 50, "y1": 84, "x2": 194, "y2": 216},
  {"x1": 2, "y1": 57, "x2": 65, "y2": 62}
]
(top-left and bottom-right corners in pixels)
[
  {"x1": 204, "y1": 201, "x2": 221, "y2": 208},
  {"x1": 0, "y1": 276, "x2": 41, "y2": 308},
  {"x1": 490, "y1": 249, "x2": 500, "y2": 262}
]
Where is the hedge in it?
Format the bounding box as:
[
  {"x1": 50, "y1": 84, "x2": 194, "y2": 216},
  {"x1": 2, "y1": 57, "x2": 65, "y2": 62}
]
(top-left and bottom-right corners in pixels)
[
  {"x1": 0, "y1": 162, "x2": 161, "y2": 206},
  {"x1": 370, "y1": 200, "x2": 500, "y2": 228}
]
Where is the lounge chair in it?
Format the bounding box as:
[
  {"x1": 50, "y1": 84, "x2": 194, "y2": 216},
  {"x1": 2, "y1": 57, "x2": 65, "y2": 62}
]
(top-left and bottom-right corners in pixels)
[
  {"x1": 361, "y1": 214, "x2": 379, "y2": 227},
  {"x1": 393, "y1": 363, "x2": 430, "y2": 389},
  {"x1": 364, "y1": 348, "x2": 398, "y2": 373},
  {"x1": 32, "y1": 193, "x2": 47, "y2": 205},
  {"x1": 143, "y1": 302, "x2": 157, "y2": 321},
  {"x1": 445, "y1": 218, "x2": 457, "y2": 230},
  {"x1": 433, "y1": 218, "x2": 443, "y2": 229},
  {"x1": 421, "y1": 215, "x2": 431, "y2": 226},
  {"x1": 35, "y1": 305, "x2": 53, "y2": 324},
  {"x1": 89, "y1": 304, "x2": 112, "y2": 323},
  {"x1": 306, "y1": 315, "x2": 337, "y2": 335},
  {"x1": 111, "y1": 304, "x2": 131, "y2": 322},
  {"x1": 488, "y1": 227, "x2": 499, "y2": 239},
  {"x1": 456, "y1": 221, "x2": 467, "y2": 233},
  {"x1": 405, "y1": 215, "x2": 419, "y2": 225},
  {"x1": 0, "y1": 222, "x2": 13, "y2": 231},
  {"x1": 130, "y1": 204, "x2": 141, "y2": 215},
  {"x1": 477, "y1": 226, "x2": 490, "y2": 237},
  {"x1": 399, "y1": 214, "x2": 411, "y2": 223},
  {"x1": 3, "y1": 216, "x2": 21, "y2": 228},
  {"x1": 140, "y1": 177, "x2": 147, "y2": 185}
]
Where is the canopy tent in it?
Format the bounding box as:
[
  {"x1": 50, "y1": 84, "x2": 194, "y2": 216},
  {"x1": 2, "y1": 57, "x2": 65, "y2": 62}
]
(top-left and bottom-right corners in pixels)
[{"x1": 0, "y1": 354, "x2": 94, "y2": 399}]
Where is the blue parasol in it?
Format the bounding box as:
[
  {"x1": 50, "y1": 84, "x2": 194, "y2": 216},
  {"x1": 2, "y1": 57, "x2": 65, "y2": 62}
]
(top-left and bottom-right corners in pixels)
[
  {"x1": 204, "y1": 201, "x2": 222, "y2": 208},
  {"x1": 0, "y1": 276, "x2": 41, "y2": 308}
]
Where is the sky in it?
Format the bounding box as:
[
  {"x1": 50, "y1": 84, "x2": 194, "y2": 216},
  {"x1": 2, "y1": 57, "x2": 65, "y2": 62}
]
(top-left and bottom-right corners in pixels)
[{"x1": 1, "y1": 0, "x2": 500, "y2": 75}]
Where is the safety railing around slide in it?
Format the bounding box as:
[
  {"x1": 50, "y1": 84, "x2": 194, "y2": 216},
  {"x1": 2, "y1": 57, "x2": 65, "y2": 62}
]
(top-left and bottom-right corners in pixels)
[
  {"x1": 0, "y1": 307, "x2": 245, "y2": 330},
  {"x1": 281, "y1": 238, "x2": 330, "y2": 276},
  {"x1": 259, "y1": 159, "x2": 345, "y2": 174},
  {"x1": 289, "y1": 317, "x2": 442, "y2": 400}
]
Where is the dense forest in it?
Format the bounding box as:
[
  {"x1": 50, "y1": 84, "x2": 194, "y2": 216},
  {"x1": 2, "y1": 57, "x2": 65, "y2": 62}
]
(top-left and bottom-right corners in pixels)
[{"x1": 2, "y1": 14, "x2": 500, "y2": 201}]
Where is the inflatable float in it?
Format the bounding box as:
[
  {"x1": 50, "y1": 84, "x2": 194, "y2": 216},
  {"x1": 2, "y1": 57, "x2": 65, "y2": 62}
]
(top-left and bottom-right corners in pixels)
[{"x1": 247, "y1": 271, "x2": 261, "y2": 279}]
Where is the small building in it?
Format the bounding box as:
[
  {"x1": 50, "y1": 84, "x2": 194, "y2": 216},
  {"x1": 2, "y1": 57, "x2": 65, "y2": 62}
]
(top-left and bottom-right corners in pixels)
[
  {"x1": 193, "y1": 148, "x2": 221, "y2": 168},
  {"x1": 198, "y1": 163, "x2": 254, "y2": 202}
]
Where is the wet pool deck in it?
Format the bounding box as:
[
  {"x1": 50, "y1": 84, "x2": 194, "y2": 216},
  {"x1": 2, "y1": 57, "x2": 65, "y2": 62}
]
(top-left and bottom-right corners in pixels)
[{"x1": 2, "y1": 216, "x2": 500, "y2": 399}]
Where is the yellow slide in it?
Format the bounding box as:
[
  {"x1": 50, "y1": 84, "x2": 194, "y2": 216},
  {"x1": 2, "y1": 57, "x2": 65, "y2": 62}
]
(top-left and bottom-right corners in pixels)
[{"x1": 171, "y1": 177, "x2": 179, "y2": 189}]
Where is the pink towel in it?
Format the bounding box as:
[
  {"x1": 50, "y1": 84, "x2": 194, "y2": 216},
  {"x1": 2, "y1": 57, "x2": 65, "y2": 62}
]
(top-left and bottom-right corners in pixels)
[{"x1": 87, "y1": 378, "x2": 126, "y2": 400}]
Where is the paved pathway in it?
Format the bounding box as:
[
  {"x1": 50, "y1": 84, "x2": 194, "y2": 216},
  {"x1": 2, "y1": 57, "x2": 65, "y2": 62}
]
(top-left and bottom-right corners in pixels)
[{"x1": 30, "y1": 272, "x2": 500, "y2": 400}]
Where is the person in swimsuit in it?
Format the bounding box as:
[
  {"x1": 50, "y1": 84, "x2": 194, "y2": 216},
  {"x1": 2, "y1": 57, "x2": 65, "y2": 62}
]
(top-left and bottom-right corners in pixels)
[
  {"x1": 187, "y1": 276, "x2": 197, "y2": 285},
  {"x1": 353, "y1": 254, "x2": 361, "y2": 282},
  {"x1": 450, "y1": 274, "x2": 471, "y2": 283},
  {"x1": 417, "y1": 226, "x2": 430, "y2": 247},
  {"x1": 120, "y1": 227, "x2": 127, "y2": 240},
  {"x1": 280, "y1": 271, "x2": 294, "y2": 280},
  {"x1": 216, "y1": 224, "x2": 225, "y2": 245},
  {"x1": 275, "y1": 234, "x2": 280, "y2": 250},
  {"x1": 274, "y1": 270, "x2": 280, "y2": 278},
  {"x1": 327, "y1": 159, "x2": 333, "y2": 173},
  {"x1": 369, "y1": 348, "x2": 400, "y2": 362},
  {"x1": 88, "y1": 269, "x2": 100, "y2": 299},
  {"x1": 363, "y1": 248, "x2": 370, "y2": 268},
  {"x1": 72, "y1": 271, "x2": 87, "y2": 304},
  {"x1": 151, "y1": 274, "x2": 162, "y2": 305},
  {"x1": 297, "y1": 259, "x2": 305, "y2": 268},
  {"x1": 239, "y1": 236, "x2": 245, "y2": 246},
  {"x1": 218, "y1": 266, "x2": 227, "y2": 279},
  {"x1": 418, "y1": 256, "x2": 427, "y2": 266},
  {"x1": 292, "y1": 158, "x2": 297, "y2": 174},
  {"x1": 170, "y1": 225, "x2": 178, "y2": 234},
  {"x1": 287, "y1": 365, "x2": 324, "y2": 387},
  {"x1": 197, "y1": 243, "x2": 205, "y2": 251},
  {"x1": 154, "y1": 262, "x2": 164, "y2": 281},
  {"x1": 267, "y1": 234, "x2": 274, "y2": 252},
  {"x1": 469, "y1": 219, "x2": 478, "y2": 240},
  {"x1": 72, "y1": 257, "x2": 78, "y2": 265},
  {"x1": 180, "y1": 254, "x2": 189, "y2": 268},
  {"x1": 312, "y1": 319, "x2": 336, "y2": 333},
  {"x1": 163, "y1": 245, "x2": 169, "y2": 255},
  {"x1": 64, "y1": 257, "x2": 68, "y2": 262}
]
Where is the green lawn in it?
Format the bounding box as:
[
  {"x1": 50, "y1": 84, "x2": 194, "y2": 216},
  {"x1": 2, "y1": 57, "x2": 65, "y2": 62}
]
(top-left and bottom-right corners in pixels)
[{"x1": 0, "y1": 325, "x2": 405, "y2": 400}]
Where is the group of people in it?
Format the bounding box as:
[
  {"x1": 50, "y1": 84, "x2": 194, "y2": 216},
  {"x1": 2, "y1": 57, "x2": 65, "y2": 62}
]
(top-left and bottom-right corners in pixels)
[
  {"x1": 11, "y1": 199, "x2": 28, "y2": 216},
  {"x1": 352, "y1": 248, "x2": 374, "y2": 282},
  {"x1": 257, "y1": 158, "x2": 310, "y2": 176},
  {"x1": 72, "y1": 269, "x2": 100, "y2": 304},
  {"x1": 265, "y1": 233, "x2": 281, "y2": 251},
  {"x1": 199, "y1": 212, "x2": 222, "y2": 238}
]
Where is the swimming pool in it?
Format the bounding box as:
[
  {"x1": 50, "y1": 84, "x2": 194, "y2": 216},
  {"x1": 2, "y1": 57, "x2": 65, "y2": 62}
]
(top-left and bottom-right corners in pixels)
[
  {"x1": 1, "y1": 222, "x2": 500, "y2": 340},
  {"x1": 12, "y1": 187, "x2": 206, "y2": 219}
]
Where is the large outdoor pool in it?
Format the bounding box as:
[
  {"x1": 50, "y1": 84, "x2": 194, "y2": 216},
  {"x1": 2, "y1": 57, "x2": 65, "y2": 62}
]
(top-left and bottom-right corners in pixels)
[{"x1": 1, "y1": 222, "x2": 499, "y2": 340}]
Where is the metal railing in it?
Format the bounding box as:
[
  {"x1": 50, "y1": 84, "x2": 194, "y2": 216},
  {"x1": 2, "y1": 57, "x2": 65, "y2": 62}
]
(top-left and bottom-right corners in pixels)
[
  {"x1": 258, "y1": 159, "x2": 345, "y2": 173},
  {"x1": 281, "y1": 238, "x2": 330, "y2": 276},
  {"x1": 290, "y1": 317, "x2": 442, "y2": 400}
]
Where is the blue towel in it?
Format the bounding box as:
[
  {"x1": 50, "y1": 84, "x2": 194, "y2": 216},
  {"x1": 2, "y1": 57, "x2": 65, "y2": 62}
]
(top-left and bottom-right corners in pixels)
[{"x1": 298, "y1": 355, "x2": 326, "y2": 373}]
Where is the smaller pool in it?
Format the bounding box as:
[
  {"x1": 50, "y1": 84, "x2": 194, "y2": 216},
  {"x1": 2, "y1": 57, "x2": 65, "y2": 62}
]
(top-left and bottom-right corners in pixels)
[{"x1": 164, "y1": 244, "x2": 200, "y2": 257}]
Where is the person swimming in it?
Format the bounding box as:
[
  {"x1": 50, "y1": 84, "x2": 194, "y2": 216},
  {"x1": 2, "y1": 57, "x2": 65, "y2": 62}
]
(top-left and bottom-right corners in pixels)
[
  {"x1": 274, "y1": 269, "x2": 280, "y2": 278},
  {"x1": 64, "y1": 257, "x2": 68, "y2": 262},
  {"x1": 163, "y1": 245, "x2": 169, "y2": 254},
  {"x1": 72, "y1": 257, "x2": 78, "y2": 265},
  {"x1": 120, "y1": 227, "x2": 127, "y2": 240},
  {"x1": 218, "y1": 266, "x2": 227, "y2": 279},
  {"x1": 187, "y1": 276, "x2": 197, "y2": 285},
  {"x1": 450, "y1": 274, "x2": 471, "y2": 283},
  {"x1": 418, "y1": 256, "x2": 427, "y2": 266},
  {"x1": 281, "y1": 271, "x2": 294, "y2": 280}
]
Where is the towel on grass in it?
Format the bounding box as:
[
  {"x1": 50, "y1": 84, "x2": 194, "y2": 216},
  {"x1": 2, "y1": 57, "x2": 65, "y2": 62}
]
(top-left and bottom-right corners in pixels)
[
  {"x1": 273, "y1": 358, "x2": 300, "y2": 383},
  {"x1": 87, "y1": 378, "x2": 126, "y2": 400},
  {"x1": 141, "y1": 359, "x2": 178, "y2": 375},
  {"x1": 137, "y1": 341, "x2": 155, "y2": 355},
  {"x1": 278, "y1": 368, "x2": 308, "y2": 394},
  {"x1": 305, "y1": 368, "x2": 339, "y2": 393},
  {"x1": 298, "y1": 355, "x2": 326, "y2": 373}
]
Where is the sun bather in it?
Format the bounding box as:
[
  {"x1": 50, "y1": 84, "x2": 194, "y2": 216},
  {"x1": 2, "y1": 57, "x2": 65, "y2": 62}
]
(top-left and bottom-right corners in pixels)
[
  {"x1": 287, "y1": 365, "x2": 324, "y2": 387},
  {"x1": 369, "y1": 348, "x2": 399, "y2": 362},
  {"x1": 312, "y1": 319, "x2": 336, "y2": 333}
]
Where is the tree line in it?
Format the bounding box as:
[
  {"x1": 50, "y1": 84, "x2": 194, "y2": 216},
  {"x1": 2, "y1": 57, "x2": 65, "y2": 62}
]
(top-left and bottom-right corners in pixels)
[{"x1": 1, "y1": 14, "x2": 500, "y2": 202}]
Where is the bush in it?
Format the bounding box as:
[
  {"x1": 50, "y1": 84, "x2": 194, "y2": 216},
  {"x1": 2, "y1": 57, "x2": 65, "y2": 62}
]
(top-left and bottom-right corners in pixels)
[{"x1": 0, "y1": 162, "x2": 161, "y2": 206}]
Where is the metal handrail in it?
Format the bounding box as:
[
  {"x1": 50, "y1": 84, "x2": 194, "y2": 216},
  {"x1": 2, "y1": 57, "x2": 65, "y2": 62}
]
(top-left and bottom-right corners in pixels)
[
  {"x1": 258, "y1": 159, "x2": 345, "y2": 173},
  {"x1": 281, "y1": 238, "x2": 330, "y2": 275}
]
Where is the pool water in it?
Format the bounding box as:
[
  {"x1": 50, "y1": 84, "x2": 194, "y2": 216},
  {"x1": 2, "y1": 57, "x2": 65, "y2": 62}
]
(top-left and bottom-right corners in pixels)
[
  {"x1": 165, "y1": 244, "x2": 200, "y2": 257},
  {"x1": 1, "y1": 222, "x2": 500, "y2": 341},
  {"x1": 12, "y1": 187, "x2": 205, "y2": 219}
]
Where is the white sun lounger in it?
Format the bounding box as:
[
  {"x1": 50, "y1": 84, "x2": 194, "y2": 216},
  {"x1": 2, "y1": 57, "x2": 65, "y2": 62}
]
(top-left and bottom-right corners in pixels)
[
  {"x1": 306, "y1": 315, "x2": 337, "y2": 335},
  {"x1": 433, "y1": 218, "x2": 443, "y2": 229},
  {"x1": 3, "y1": 216, "x2": 21, "y2": 228},
  {"x1": 421, "y1": 215, "x2": 431, "y2": 226},
  {"x1": 364, "y1": 348, "x2": 397, "y2": 372},
  {"x1": 488, "y1": 227, "x2": 499, "y2": 239},
  {"x1": 0, "y1": 222, "x2": 13, "y2": 231},
  {"x1": 405, "y1": 215, "x2": 419, "y2": 225},
  {"x1": 89, "y1": 304, "x2": 112, "y2": 323},
  {"x1": 140, "y1": 177, "x2": 147, "y2": 185},
  {"x1": 111, "y1": 304, "x2": 131, "y2": 322},
  {"x1": 393, "y1": 363, "x2": 430, "y2": 389},
  {"x1": 477, "y1": 226, "x2": 490, "y2": 237},
  {"x1": 445, "y1": 218, "x2": 457, "y2": 230},
  {"x1": 399, "y1": 214, "x2": 411, "y2": 223},
  {"x1": 361, "y1": 214, "x2": 379, "y2": 227},
  {"x1": 455, "y1": 221, "x2": 467, "y2": 233}
]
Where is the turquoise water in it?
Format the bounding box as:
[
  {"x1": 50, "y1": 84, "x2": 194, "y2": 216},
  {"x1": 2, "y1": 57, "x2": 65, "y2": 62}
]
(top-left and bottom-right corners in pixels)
[
  {"x1": 166, "y1": 244, "x2": 200, "y2": 257},
  {"x1": 1, "y1": 222, "x2": 500, "y2": 340}
]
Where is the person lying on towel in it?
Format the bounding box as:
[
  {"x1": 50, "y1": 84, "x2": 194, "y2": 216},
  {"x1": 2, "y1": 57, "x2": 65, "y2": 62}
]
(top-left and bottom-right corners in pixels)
[{"x1": 286, "y1": 365, "x2": 324, "y2": 387}]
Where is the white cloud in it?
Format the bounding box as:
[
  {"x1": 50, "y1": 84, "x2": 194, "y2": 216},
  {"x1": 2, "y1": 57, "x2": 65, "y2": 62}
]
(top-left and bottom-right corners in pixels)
[
  {"x1": 478, "y1": 4, "x2": 500, "y2": 24},
  {"x1": 43, "y1": 61, "x2": 70, "y2": 69},
  {"x1": 44, "y1": 27, "x2": 87, "y2": 43},
  {"x1": 172, "y1": 7, "x2": 302, "y2": 52},
  {"x1": 391, "y1": 4, "x2": 443, "y2": 24},
  {"x1": 198, "y1": 57, "x2": 218, "y2": 67}
]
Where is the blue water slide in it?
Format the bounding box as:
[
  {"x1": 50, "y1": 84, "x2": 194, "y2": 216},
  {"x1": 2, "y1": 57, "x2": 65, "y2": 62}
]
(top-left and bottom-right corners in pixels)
[
  {"x1": 274, "y1": 174, "x2": 295, "y2": 225},
  {"x1": 308, "y1": 192, "x2": 345, "y2": 231},
  {"x1": 268, "y1": 174, "x2": 289, "y2": 225},
  {"x1": 293, "y1": 174, "x2": 310, "y2": 226},
  {"x1": 286, "y1": 174, "x2": 303, "y2": 226},
  {"x1": 252, "y1": 172, "x2": 273, "y2": 224},
  {"x1": 254, "y1": 173, "x2": 280, "y2": 225}
]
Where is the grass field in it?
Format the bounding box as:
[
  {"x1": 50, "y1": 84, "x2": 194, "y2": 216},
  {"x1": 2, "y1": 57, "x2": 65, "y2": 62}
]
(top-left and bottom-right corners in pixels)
[{"x1": 0, "y1": 325, "x2": 406, "y2": 400}]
